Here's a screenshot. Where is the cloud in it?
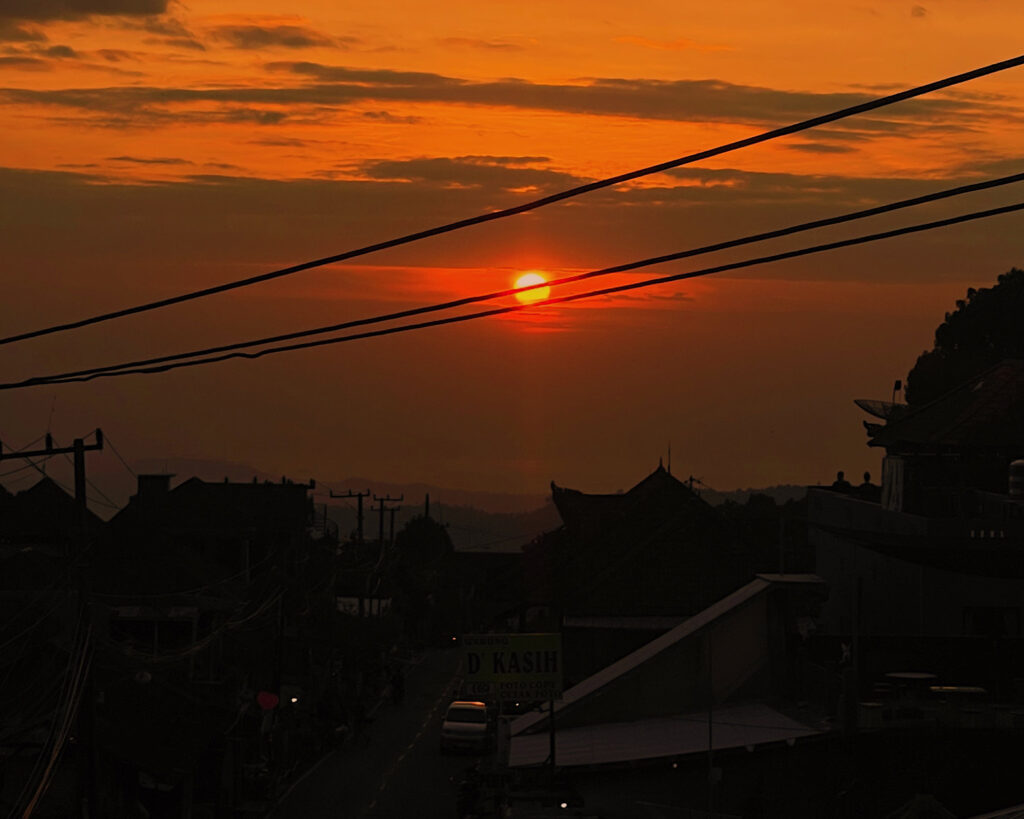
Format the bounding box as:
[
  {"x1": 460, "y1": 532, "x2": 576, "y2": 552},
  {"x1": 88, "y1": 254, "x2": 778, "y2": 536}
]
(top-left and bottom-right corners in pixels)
[
  {"x1": 614, "y1": 35, "x2": 733, "y2": 52},
  {"x1": 911, "y1": 5, "x2": 928, "y2": 17},
  {"x1": 0, "y1": 20, "x2": 47, "y2": 41},
  {"x1": 437, "y1": 37, "x2": 523, "y2": 51},
  {"x1": 265, "y1": 61, "x2": 461, "y2": 87},
  {"x1": 118, "y1": 14, "x2": 204, "y2": 51},
  {"x1": 107, "y1": 155, "x2": 192, "y2": 164},
  {"x1": 361, "y1": 110, "x2": 422, "y2": 124},
  {"x1": 44, "y1": 44, "x2": 77, "y2": 58},
  {"x1": 208, "y1": 24, "x2": 336, "y2": 50},
  {"x1": 781, "y1": 141, "x2": 857, "y2": 154},
  {"x1": 247, "y1": 136, "x2": 309, "y2": 147},
  {"x1": 0, "y1": 0, "x2": 168, "y2": 21},
  {"x1": 146, "y1": 36, "x2": 205, "y2": 51},
  {"x1": 97, "y1": 48, "x2": 139, "y2": 61},
  {"x1": 355, "y1": 156, "x2": 580, "y2": 192},
  {"x1": 457, "y1": 155, "x2": 551, "y2": 165},
  {"x1": 2, "y1": 163, "x2": 1021, "y2": 300},
  {"x1": 0, "y1": 65, "x2": 1012, "y2": 135},
  {"x1": 0, "y1": 56, "x2": 50, "y2": 70}
]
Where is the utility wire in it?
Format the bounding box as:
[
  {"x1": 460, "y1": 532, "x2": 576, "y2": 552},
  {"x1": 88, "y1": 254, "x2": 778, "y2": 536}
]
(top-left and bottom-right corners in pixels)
[
  {"x1": 55, "y1": 445, "x2": 120, "y2": 510},
  {"x1": 9, "y1": 199, "x2": 1024, "y2": 389},
  {"x1": 0, "y1": 457, "x2": 54, "y2": 479},
  {"x1": 1, "y1": 54, "x2": 1021, "y2": 349},
  {"x1": 103, "y1": 434, "x2": 137, "y2": 478},
  {"x1": 6, "y1": 170, "x2": 1024, "y2": 390}
]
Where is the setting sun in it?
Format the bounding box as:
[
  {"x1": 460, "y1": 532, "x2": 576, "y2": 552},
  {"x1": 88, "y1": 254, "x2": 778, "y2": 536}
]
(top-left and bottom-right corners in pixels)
[{"x1": 513, "y1": 272, "x2": 552, "y2": 304}]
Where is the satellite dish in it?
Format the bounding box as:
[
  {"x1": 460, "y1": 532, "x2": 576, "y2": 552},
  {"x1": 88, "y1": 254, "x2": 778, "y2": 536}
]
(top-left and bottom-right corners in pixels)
[{"x1": 853, "y1": 399, "x2": 904, "y2": 420}]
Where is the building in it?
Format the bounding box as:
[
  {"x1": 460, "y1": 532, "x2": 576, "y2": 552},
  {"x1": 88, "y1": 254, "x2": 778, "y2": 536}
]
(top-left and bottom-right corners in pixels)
[
  {"x1": 810, "y1": 359, "x2": 1024, "y2": 691},
  {"x1": 523, "y1": 464, "x2": 767, "y2": 623},
  {"x1": 507, "y1": 575, "x2": 830, "y2": 818}
]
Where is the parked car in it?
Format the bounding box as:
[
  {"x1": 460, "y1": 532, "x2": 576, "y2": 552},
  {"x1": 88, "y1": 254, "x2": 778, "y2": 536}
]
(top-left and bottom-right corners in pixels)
[{"x1": 440, "y1": 700, "x2": 493, "y2": 753}]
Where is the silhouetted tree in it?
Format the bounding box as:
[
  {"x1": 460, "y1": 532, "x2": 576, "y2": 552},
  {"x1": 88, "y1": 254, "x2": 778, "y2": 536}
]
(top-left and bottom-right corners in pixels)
[
  {"x1": 391, "y1": 515, "x2": 457, "y2": 643},
  {"x1": 906, "y1": 268, "x2": 1024, "y2": 406}
]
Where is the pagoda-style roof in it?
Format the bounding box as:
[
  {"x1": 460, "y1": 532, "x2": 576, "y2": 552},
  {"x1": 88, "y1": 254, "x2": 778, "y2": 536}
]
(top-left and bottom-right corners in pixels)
[
  {"x1": 863, "y1": 359, "x2": 1024, "y2": 452},
  {"x1": 551, "y1": 464, "x2": 709, "y2": 535},
  {"x1": 530, "y1": 465, "x2": 759, "y2": 617}
]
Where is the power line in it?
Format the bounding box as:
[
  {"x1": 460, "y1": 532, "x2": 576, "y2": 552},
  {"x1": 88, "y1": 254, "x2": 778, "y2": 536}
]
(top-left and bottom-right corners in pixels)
[
  {"x1": 6, "y1": 170, "x2": 1024, "y2": 390},
  {"x1": 103, "y1": 432, "x2": 137, "y2": 478},
  {"x1": 8, "y1": 199, "x2": 1024, "y2": 389},
  {"x1": 2, "y1": 54, "x2": 1022, "y2": 349},
  {"x1": 0, "y1": 457, "x2": 54, "y2": 479}
]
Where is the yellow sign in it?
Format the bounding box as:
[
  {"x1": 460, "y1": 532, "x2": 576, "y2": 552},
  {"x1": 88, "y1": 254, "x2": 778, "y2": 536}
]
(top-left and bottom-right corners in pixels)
[{"x1": 463, "y1": 633, "x2": 562, "y2": 701}]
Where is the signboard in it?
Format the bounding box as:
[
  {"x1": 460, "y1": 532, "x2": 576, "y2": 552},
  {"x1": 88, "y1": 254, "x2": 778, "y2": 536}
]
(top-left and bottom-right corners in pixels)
[{"x1": 463, "y1": 633, "x2": 562, "y2": 701}]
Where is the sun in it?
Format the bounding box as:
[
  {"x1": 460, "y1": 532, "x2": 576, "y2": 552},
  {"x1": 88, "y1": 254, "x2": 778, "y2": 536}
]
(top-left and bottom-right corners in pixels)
[{"x1": 513, "y1": 271, "x2": 551, "y2": 304}]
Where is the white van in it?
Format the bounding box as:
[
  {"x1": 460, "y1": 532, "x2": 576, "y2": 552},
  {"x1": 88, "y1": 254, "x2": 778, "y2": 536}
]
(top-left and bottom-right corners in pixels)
[{"x1": 439, "y1": 700, "x2": 492, "y2": 752}]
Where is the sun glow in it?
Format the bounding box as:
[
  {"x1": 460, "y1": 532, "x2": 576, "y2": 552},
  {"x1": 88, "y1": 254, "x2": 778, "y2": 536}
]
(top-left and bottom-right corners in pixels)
[{"x1": 513, "y1": 271, "x2": 551, "y2": 304}]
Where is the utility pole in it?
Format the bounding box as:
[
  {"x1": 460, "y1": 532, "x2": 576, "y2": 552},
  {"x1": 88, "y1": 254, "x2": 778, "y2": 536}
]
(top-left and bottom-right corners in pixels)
[
  {"x1": 388, "y1": 503, "x2": 400, "y2": 547},
  {"x1": 372, "y1": 494, "x2": 403, "y2": 553},
  {"x1": 331, "y1": 489, "x2": 370, "y2": 616},
  {"x1": 0, "y1": 429, "x2": 104, "y2": 818},
  {"x1": 330, "y1": 488, "x2": 370, "y2": 543},
  {"x1": 369, "y1": 495, "x2": 402, "y2": 617}
]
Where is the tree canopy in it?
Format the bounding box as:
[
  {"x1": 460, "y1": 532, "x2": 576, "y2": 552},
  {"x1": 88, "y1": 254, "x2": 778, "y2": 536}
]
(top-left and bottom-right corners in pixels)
[{"x1": 905, "y1": 268, "x2": 1024, "y2": 406}]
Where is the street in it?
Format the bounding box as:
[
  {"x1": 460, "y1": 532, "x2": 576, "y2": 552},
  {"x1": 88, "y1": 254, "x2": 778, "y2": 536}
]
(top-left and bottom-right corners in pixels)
[{"x1": 271, "y1": 648, "x2": 488, "y2": 818}]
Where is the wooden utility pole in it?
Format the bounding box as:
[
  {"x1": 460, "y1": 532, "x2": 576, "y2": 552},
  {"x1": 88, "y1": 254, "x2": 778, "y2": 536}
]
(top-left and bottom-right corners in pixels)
[
  {"x1": 331, "y1": 489, "x2": 370, "y2": 616},
  {"x1": 373, "y1": 494, "x2": 403, "y2": 551},
  {"x1": 368, "y1": 495, "x2": 402, "y2": 617},
  {"x1": 330, "y1": 488, "x2": 370, "y2": 543},
  {"x1": 0, "y1": 429, "x2": 104, "y2": 817}
]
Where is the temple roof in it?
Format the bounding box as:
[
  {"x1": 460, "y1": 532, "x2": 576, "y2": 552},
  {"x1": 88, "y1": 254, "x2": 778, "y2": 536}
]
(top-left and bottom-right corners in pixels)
[{"x1": 550, "y1": 464, "x2": 706, "y2": 532}]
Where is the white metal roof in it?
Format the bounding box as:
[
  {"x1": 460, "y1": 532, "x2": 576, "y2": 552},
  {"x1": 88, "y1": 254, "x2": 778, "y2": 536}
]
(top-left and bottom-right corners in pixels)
[
  {"x1": 970, "y1": 807, "x2": 1024, "y2": 819},
  {"x1": 562, "y1": 616, "x2": 687, "y2": 631},
  {"x1": 508, "y1": 703, "x2": 823, "y2": 768},
  {"x1": 510, "y1": 578, "x2": 773, "y2": 737}
]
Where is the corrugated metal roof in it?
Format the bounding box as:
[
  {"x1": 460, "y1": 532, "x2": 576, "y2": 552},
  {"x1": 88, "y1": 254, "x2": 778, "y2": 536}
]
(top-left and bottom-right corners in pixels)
[
  {"x1": 562, "y1": 616, "x2": 687, "y2": 631},
  {"x1": 508, "y1": 703, "x2": 823, "y2": 768},
  {"x1": 510, "y1": 578, "x2": 773, "y2": 737},
  {"x1": 970, "y1": 807, "x2": 1024, "y2": 819}
]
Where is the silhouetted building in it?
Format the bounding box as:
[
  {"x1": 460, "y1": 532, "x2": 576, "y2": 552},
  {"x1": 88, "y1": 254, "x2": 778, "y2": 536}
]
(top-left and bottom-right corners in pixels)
[
  {"x1": 523, "y1": 464, "x2": 764, "y2": 620},
  {"x1": 0, "y1": 477, "x2": 101, "y2": 815},
  {"x1": 811, "y1": 359, "x2": 1024, "y2": 694},
  {"x1": 82, "y1": 474, "x2": 330, "y2": 817}
]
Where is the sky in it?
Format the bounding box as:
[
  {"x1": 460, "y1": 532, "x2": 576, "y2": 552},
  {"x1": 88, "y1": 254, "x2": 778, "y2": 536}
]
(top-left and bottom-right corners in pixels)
[{"x1": 1, "y1": 0, "x2": 1023, "y2": 508}]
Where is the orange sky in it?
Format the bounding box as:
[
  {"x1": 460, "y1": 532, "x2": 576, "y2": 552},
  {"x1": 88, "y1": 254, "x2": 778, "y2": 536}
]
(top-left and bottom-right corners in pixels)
[{"x1": 1, "y1": 0, "x2": 1023, "y2": 505}]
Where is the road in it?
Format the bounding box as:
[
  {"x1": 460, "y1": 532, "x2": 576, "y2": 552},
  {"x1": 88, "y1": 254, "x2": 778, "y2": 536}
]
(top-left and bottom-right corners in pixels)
[{"x1": 271, "y1": 648, "x2": 488, "y2": 818}]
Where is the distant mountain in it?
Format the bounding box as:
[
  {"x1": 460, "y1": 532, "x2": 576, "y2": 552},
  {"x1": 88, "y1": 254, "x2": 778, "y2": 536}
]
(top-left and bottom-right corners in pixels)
[
  {"x1": 324, "y1": 500, "x2": 561, "y2": 554},
  {"x1": 320, "y1": 477, "x2": 548, "y2": 515},
  {"x1": 2, "y1": 451, "x2": 808, "y2": 536}
]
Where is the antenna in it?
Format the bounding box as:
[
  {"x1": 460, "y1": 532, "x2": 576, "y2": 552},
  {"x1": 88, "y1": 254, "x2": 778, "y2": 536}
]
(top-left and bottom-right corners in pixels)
[{"x1": 667, "y1": 443, "x2": 672, "y2": 475}]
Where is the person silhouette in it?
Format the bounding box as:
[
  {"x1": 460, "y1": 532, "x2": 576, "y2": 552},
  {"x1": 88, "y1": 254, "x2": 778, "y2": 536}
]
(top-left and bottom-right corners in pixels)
[
  {"x1": 858, "y1": 471, "x2": 880, "y2": 501},
  {"x1": 832, "y1": 471, "x2": 852, "y2": 492}
]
